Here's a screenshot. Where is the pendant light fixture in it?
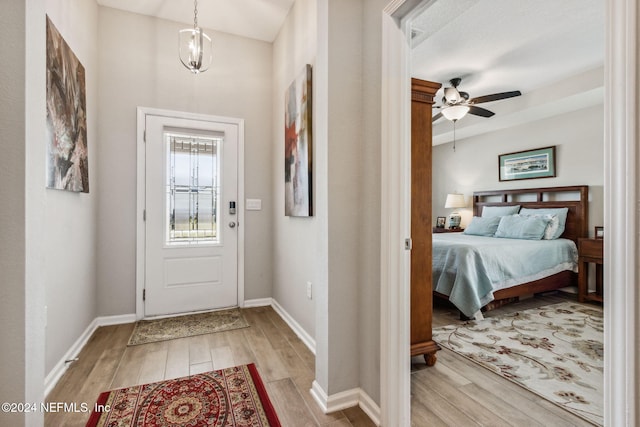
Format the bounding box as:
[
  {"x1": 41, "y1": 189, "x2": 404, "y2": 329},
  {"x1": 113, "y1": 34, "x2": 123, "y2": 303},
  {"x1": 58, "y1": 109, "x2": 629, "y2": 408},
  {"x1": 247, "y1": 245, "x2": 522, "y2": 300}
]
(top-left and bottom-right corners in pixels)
[{"x1": 179, "y1": 0, "x2": 212, "y2": 74}]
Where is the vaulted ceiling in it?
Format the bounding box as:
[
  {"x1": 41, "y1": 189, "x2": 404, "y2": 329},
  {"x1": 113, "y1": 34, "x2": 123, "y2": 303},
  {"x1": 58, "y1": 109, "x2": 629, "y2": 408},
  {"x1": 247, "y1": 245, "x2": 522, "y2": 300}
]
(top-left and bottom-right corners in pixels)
[
  {"x1": 97, "y1": 0, "x2": 295, "y2": 42},
  {"x1": 97, "y1": 0, "x2": 604, "y2": 145}
]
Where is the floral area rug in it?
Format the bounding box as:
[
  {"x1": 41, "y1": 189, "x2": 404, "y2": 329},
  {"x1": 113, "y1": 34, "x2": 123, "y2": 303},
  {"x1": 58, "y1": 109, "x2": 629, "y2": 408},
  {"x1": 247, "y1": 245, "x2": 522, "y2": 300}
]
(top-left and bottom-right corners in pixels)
[
  {"x1": 86, "y1": 364, "x2": 281, "y2": 427},
  {"x1": 432, "y1": 302, "x2": 603, "y2": 425},
  {"x1": 128, "y1": 308, "x2": 249, "y2": 346}
]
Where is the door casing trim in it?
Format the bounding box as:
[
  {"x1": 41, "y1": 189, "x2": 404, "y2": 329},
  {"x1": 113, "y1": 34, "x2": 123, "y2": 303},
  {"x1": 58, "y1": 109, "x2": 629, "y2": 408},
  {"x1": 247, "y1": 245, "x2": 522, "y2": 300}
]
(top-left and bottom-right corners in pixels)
[{"x1": 135, "y1": 107, "x2": 245, "y2": 320}]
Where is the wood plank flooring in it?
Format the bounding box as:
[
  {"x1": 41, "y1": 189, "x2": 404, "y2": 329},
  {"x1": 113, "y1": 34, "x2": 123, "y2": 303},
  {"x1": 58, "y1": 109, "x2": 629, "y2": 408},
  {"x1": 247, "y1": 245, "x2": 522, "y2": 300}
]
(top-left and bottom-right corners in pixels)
[
  {"x1": 411, "y1": 293, "x2": 599, "y2": 427},
  {"x1": 45, "y1": 306, "x2": 375, "y2": 427},
  {"x1": 47, "y1": 294, "x2": 599, "y2": 426}
]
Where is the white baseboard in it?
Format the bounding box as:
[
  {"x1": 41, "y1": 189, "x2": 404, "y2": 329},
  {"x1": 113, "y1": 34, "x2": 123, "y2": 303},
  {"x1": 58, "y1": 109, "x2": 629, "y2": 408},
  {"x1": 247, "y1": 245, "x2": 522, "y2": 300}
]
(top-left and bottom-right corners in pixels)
[
  {"x1": 44, "y1": 313, "x2": 136, "y2": 397},
  {"x1": 310, "y1": 381, "x2": 380, "y2": 426},
  {"x1": 358, "y1": 388, "x2": 382, "y2": 426},
  {"x1": 270, "y1": 298, "x2": 316, "y2": 354},
  {"x1": 243, "y1": 298, "x2": 274, "y2": 308},
  {"x1": 96, "y1": 313, "x2": 137, "y2": 326}
]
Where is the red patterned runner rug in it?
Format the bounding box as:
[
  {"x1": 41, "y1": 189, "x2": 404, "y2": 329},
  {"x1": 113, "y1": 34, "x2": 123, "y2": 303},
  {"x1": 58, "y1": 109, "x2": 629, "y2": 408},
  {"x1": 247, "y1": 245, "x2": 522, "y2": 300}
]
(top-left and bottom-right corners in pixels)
[{"x1": 86, "y1": 363, "x2": 280, "y2": 426}]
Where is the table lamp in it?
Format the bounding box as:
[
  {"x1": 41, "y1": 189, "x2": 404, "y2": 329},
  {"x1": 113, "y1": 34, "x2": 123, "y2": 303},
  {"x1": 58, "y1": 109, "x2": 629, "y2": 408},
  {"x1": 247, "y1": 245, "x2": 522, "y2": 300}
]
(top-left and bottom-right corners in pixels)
[{"x1": 445, "y1": 193, "x2": 466, "y2": 229}]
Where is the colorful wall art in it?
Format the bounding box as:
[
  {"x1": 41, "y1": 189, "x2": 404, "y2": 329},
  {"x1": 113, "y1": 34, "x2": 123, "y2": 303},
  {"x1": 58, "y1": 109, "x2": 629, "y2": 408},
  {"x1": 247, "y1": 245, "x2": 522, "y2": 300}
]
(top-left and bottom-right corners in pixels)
[
  {"x1": 46, "y1": 16, "x2": 89, "y2": 193},
  {"x1": 284, "y1": 64, "x2": 312, "y2": 216}
]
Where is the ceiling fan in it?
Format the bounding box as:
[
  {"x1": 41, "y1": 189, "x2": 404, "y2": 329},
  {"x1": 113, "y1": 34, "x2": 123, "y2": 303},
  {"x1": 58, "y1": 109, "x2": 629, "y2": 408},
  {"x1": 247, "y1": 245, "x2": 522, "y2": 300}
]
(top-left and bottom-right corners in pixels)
[{"x1": 432, "y1": 77, "x2": 522, "y2": 122}]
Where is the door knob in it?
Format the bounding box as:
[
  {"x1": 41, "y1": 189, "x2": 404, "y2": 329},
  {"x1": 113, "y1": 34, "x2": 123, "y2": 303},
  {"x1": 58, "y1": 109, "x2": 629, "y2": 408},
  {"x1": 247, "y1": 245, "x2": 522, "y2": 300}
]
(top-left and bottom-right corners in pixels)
[{"x1": 229, "y1": 221, "x2": 236, "y2": 228}]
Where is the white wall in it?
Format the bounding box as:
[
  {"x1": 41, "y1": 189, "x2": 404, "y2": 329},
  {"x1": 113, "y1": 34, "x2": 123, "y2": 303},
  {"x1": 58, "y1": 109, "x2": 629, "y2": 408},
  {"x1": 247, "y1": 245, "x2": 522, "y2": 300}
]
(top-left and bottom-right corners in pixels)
[
  {"x1": 96, "y1": 7, "x2": 274, "y2": 316},
  {"x1": 44, "y1": 0, "x2": 100, "y2": 376},
  {"x1": 432, "y1": 104, "x2": 605, "y2": 233}
]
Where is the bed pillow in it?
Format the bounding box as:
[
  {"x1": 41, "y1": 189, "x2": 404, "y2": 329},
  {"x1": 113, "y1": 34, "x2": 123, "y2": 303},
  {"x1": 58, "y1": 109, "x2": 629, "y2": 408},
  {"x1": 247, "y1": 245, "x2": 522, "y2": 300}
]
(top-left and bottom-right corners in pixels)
[
  {"x1": 518, "y1": 207, "x2": 569, "y2": 239},
  {"x1": 494, "y1": 214, "x2": 551, "y2": 240},
  {"x1": 520, "y1": 213, "x2": 560, "y2": 240},
  {"x1": 463, "y1": 216, "x2": 502, "y2": 236},
  {"x1": 481, "y1": 205, "x2": 520, "y2": 218}
]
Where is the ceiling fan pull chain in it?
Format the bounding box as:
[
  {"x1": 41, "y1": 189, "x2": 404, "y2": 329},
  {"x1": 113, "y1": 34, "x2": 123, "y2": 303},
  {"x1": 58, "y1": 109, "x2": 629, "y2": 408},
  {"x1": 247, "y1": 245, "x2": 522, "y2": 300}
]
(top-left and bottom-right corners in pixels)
[{"x1": 453, "y1": 121, "x2": 456, "y2": 152}]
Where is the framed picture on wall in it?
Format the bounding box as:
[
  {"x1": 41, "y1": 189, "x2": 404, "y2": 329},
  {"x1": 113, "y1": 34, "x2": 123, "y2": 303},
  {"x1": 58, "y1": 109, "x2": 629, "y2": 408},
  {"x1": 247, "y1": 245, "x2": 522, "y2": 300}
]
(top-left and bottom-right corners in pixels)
[
  {"x1": 498, "y1": 146, "x2": 556, "y2": 181},
  {"x1": 284, "y1": 64, "x2": 313, "y2": 216}
]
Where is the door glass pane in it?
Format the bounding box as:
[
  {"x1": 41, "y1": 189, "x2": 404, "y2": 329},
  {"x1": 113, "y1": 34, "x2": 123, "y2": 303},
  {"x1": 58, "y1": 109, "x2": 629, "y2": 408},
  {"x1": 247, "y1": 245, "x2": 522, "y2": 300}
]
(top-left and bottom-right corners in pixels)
[{"x1": 166, "y1": 132, "x2": 221, "y2": 245}]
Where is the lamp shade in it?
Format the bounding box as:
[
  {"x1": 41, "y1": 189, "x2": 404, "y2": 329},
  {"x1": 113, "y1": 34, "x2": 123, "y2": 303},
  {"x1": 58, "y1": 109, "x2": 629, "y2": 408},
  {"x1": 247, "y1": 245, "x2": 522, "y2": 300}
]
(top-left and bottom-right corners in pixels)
[
  {"x1": 441, "y1": 105, "x2": 470, "y2": 121},
  {"x1": 444, "y1": 193, "x2": 466, "y2": 209}
]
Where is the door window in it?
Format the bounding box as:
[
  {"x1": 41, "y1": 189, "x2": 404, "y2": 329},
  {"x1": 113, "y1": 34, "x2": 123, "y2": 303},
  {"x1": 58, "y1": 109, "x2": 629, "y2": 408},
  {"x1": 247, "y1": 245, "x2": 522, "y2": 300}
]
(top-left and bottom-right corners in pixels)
[{"x1": 166, "y1": 133, "x2": 222, "y2": 245}]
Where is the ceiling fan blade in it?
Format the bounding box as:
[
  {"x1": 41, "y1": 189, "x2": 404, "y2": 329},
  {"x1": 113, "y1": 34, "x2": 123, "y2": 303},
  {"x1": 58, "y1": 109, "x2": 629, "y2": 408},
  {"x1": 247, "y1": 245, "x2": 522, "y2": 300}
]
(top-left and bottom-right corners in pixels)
[
  {"x1": 432, "y1": 112, "x2": 443, "y2": 122},
  {"x1": 469, "y1": 91, "x2": 522, "y2": 104},
  {"x1": 468, "y1": 105, "x2": 495, "y2": 118}
]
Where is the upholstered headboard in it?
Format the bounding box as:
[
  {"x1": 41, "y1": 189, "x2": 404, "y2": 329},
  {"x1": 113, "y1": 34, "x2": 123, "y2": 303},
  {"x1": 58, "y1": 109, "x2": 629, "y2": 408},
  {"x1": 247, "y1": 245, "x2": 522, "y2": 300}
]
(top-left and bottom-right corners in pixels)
[{"x1": 472, "y1": 186, "x2": 589, "y2": 244}]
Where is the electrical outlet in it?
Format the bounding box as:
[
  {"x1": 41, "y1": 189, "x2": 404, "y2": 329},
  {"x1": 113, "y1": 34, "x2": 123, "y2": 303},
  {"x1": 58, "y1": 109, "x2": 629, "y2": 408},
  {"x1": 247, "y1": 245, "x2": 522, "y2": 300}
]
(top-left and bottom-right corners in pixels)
[{"x1": 306, "y1": 282, "x2": 312, "y2": 300}]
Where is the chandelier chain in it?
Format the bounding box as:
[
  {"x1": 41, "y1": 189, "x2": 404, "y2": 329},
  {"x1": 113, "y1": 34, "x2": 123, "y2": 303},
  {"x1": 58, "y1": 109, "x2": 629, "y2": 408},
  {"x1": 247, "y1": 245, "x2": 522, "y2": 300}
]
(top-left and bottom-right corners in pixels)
[{"x1": 193, "y1": 0, "x2": 198, "y2": 28}]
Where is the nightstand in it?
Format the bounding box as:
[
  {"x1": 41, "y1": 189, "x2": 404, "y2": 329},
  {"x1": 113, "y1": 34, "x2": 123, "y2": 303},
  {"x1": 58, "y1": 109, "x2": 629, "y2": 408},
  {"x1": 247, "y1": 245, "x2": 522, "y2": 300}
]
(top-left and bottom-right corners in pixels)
[
  {"x1": 578, "y1": 238, "x2": 603, "y2": 303},
  {"x1": 433, "y1": 227, "x2": 464, "y2": 233}
]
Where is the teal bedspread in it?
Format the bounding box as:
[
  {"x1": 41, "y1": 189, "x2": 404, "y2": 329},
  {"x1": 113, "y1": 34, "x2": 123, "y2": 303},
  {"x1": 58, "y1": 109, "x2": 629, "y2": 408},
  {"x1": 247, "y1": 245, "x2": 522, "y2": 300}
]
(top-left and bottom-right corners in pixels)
[{"x1": 432, "y1": 234, "x2": 578, "y2": 317}]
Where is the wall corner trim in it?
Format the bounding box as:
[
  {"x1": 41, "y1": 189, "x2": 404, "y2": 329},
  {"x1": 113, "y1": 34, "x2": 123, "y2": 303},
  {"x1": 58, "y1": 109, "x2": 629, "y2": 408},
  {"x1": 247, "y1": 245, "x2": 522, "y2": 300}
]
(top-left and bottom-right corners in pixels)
[{"x1": 310, "y1": 381, "x2": 381, "y2": 426}]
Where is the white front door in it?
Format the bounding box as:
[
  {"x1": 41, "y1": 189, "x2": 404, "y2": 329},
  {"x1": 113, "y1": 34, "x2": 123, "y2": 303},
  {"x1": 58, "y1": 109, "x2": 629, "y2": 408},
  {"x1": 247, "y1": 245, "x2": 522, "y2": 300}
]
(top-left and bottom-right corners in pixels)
[{"x1": 143, "y1": 114, "x2": 239, "y2": 317}]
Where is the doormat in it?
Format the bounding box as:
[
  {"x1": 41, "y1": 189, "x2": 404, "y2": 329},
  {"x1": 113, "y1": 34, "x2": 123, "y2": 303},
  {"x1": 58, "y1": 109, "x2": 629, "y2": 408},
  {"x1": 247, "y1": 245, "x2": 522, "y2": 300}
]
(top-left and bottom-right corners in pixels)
[
  {"x1": 432, "y1": 302, "x2": 603, "y2": 425},
  {"x1": 86, "y1": 363, "x2": 281, "y2": 426},
  {"x1": 127, "y1": 308, "x2": 249, "y2": 346}
]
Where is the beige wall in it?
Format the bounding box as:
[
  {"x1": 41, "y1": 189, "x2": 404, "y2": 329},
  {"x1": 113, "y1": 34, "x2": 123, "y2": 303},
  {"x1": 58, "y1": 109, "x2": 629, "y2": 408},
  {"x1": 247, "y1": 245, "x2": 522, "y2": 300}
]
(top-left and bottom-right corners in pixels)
[
  {"x1": 44, "y1": 0, "x2": 100, "y2": 376},
  {"x1": 272, "y1": 0, "x2": 384, "y2": 401},
  {"x1": 0, "y1": 2, "x2": 29, "y2": 425},
  {"x1": 96, "y1": 7, "x2": 274, "y2": 316},
  {"x1": 433, "y1": 104, "x2": 605, "y2": 233},
  {"x1": 272, "y1": 0, "x2": 319, "y2": 339}
]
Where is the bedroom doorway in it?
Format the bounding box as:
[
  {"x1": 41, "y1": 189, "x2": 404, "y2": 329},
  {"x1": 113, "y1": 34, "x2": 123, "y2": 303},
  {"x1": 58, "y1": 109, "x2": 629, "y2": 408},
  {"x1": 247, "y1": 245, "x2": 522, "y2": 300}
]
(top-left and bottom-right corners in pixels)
[
  {"x1": 136, "y1": 108, "x2": 245, "y2": 318},
  {"x1": 380, "y1": 0, "x2": 636, "y2": 426}
]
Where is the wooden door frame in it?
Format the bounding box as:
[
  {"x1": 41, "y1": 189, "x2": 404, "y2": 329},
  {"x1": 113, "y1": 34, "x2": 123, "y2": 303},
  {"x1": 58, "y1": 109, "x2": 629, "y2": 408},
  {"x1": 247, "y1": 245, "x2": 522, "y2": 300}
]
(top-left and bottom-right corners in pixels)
[
  {"x1": 135, "y1": 107, "x2": 245, "y2": 320},
  {"x1": 380, "y1": 0, "x2": 637, "y2": 426}
]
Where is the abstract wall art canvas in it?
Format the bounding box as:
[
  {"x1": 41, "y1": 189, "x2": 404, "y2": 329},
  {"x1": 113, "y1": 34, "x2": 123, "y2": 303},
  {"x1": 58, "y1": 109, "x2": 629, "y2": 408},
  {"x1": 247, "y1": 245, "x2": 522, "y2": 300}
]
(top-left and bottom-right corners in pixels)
[
  {"x1": 284, "y1": 64, "x2": 312, "y2": 216},
  {"x1": 46, "y1": 16, "x2": 89, "y2": 193}
]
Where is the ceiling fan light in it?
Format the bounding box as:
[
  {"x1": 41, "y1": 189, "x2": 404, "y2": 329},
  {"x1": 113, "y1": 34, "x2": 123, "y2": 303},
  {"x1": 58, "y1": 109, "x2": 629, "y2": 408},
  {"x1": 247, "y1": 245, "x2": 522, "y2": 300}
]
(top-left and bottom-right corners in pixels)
[
  {"x1": 441, "y1": 105, "x2": 470, "y2": 121},
  {"x1": 444, "y1": 87, "x2": 460, "y2": 103}
]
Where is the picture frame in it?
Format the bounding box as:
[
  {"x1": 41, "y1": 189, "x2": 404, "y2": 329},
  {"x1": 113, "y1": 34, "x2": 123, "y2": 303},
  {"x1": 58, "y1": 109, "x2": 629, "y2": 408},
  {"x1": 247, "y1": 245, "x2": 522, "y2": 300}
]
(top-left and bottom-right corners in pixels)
[
  {"x1": 436, "y1": 216, "x2": 446, "y2": 228},
  {"x1": 595, "y1": 226, "x2": 604, "y2": 239},
  {"x1": 284, "y1": 64, "x2": 313, "y2": 217},
  {"x1": 498, "y1": 146, "x2": 556, "y2": 182}
]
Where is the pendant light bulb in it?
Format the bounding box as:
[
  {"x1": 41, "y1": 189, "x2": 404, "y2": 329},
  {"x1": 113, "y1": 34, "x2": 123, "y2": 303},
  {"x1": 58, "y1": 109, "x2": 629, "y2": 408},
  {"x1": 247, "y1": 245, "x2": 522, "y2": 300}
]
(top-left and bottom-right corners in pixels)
[{"x1": 179, "y1": 0, "x2": 212, "y2": 74}]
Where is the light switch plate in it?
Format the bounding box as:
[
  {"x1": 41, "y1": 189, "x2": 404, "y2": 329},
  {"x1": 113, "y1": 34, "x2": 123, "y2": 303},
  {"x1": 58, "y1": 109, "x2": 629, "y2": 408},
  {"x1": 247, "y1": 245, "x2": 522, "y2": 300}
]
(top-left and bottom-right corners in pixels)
[{"x1": 246, "y1": 199, "x2": 262, "y2": 210}]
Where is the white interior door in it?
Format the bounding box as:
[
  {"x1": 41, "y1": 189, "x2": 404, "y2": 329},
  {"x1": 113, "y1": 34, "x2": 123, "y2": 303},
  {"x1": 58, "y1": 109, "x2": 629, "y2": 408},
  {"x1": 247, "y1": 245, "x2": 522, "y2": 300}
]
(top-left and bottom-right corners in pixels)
[{"x1": 143, "y1": 114, "x2": 238, "y2": 317}]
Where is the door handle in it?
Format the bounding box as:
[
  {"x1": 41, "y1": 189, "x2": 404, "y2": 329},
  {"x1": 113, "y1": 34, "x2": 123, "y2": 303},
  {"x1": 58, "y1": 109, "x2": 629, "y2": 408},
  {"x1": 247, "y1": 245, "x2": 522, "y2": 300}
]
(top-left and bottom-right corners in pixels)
[{"x1": 229, "y1": 221, "x2": 236, "y2": 228}]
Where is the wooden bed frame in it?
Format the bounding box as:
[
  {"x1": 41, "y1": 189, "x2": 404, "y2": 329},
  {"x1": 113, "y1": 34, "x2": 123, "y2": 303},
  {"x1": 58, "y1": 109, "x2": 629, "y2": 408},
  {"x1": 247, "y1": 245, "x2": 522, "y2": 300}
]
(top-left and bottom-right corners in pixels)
[{"x1": 434, "y1": 185, "x2": 589, "y2": 314}]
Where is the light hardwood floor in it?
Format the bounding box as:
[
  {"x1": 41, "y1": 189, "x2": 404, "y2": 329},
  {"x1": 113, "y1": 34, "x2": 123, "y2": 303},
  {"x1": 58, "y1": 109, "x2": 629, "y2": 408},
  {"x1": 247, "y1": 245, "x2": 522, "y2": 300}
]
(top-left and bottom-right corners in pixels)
[
  {"x1": 47, "y1": 294, "x2": 598, "y2": 427},
  {"x1": 412, "y1": 293, "x2": 598, "y2": 426},
  {"x1": 45, "y1": 306, "x2": 375, "y2": 427}
]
